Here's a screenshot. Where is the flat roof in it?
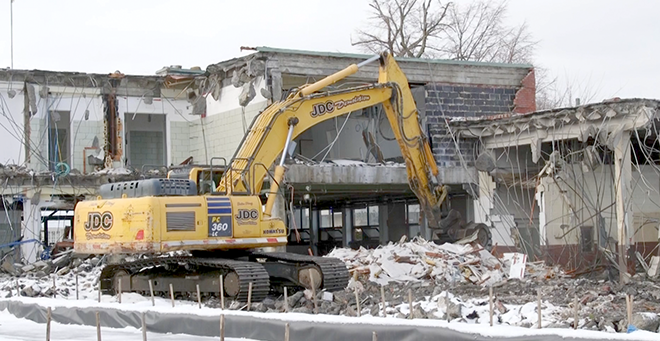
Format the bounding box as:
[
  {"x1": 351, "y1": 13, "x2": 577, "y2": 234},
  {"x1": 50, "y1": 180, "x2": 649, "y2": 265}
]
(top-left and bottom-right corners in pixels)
[{"x1": 255, "y1": 46, "x2": 534, "y2": 69}]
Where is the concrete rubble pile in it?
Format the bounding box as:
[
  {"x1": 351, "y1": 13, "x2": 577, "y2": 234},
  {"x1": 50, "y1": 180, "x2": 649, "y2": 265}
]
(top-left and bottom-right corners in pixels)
[
  {"x1": 1, "y1": 239, "x2": 658, "y2": 334},
  {"x1": 326, "y1": 237, "x2": 555, "y2": 287},
  {"x1": 0, "y1": 253, "x2": 103, "y2": 299}
]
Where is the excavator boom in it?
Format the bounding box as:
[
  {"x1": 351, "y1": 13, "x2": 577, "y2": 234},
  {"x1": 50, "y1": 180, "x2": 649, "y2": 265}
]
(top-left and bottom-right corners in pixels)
[
  {"x1": 73, "y1": 52, "x2": 490, "y2": 303},
  {"x1": 217, "y1": 53, "x2": 447, "y2": 225}
]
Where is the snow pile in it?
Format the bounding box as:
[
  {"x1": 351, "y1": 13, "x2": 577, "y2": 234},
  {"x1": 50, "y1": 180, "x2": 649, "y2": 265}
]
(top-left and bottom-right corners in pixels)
[{"x1": 326, "y1": 237, "x2": 553, "y2": 287}]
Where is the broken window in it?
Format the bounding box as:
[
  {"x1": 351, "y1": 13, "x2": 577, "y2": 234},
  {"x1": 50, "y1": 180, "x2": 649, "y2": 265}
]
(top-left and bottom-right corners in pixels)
[
  {"x1": 125, "y1": 113, "x2": 166, "y2": 169},
  {"x1": 407, "y1": 203, "x2": 421, "y2": 237},
  {"x1": 320, "y1": 209, "x2": 332, "y2": 228},
  {"x1": 48, "y1": 111, "x2": 70, "y2": 169},
  {"x1": 319, "y1": 208, "x2": 343, "y2": 246},
  {"x1": 580, "y1": 225, "x2": 594, "y2": 252},
  {"x1": 353, "y1": 206, "x2": 379, "y2": 242}
]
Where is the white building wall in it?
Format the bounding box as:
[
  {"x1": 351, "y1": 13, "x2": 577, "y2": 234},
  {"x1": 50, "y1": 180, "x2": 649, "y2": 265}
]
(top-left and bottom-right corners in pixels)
[
  {"x1": 538, "y1": 164, "x2": 660, "y2": 246},
  {"x1": 0, "y1": 82, "x2": 26, "y2": 166},
  {"x1": 190, "y1": 78, "x2": 268, "y2": 163},
  {"x1": 118, "y1": 96, "x2": 192, "y2": 167},
  {"x1": 49, "y1": 91, "x2": 104, "y2": 172}
]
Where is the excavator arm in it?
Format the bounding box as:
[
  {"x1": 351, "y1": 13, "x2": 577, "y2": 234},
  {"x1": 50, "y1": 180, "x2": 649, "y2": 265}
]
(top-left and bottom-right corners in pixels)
[
  {"x1": 75, "y1": 52, "x2": 490, "y2": 302},
  {"x1": 216, "y1": 52, "x2": 448, "y2": 226}
]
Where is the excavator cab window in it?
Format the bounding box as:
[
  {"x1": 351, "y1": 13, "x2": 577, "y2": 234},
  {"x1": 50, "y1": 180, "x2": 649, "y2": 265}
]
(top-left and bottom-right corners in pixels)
[{"x1": 196, "y1": 169, "x2": 225, "y2": 194}]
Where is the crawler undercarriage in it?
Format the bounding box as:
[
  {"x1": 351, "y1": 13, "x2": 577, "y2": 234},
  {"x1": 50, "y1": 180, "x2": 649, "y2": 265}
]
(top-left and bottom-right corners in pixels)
[{"x1": 100, "y1": 251, "x2": 349, "y2": 302}]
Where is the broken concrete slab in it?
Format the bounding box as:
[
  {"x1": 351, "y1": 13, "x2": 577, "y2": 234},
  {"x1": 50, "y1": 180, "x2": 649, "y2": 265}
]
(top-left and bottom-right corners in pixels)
[
  {"x1": 21, "y1": 264, "x2": 35, "y2": 273},
  {"x1": 648, "y1": 256, "x2": 660, "y2": 278},
  {"x1": 629, "y1": 313, "x2": 660, "y2": 332},
  {"x1": 1, "y1": 259, "x2": 19, "y2": 276}
]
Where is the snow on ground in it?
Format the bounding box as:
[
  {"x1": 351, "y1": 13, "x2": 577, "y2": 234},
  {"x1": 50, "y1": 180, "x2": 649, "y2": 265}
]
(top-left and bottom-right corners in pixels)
[
  {"x1": 0, "y1": 309, "x2": 257, "y2": 341},
  {"x1": 1, "y1": 240, "x2": 658, "y2": 339},
  {"x1": 1, "y1": 294, "x2": 658, "y2": 341}
]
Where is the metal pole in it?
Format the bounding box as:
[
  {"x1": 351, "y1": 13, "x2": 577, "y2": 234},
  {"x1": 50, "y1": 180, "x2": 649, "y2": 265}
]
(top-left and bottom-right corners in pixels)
[
  {"x1": 279, "y1": 124, "x2": 295, "y2": 167},
  {"x1": 10, "y1": 0, "x2": 14, "y2": 69},
  {"x1": 357, "y1": 55, "x2": 380, "y2": 68}
]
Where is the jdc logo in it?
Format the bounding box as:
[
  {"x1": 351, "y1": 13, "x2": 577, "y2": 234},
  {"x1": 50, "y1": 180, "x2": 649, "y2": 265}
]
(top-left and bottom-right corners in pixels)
[
  {"x1": 84, "y1": 211, "x2": 113, "y2": 231},
  {"x1": 310, "y1": 95, "x2": 371, "y2": 118},
  {"x1": 235, "y1": 209, "x2": 259, "y2": 221},
  {"x1": 311, "y1": 101, "x2": 335, "y2": 118}
]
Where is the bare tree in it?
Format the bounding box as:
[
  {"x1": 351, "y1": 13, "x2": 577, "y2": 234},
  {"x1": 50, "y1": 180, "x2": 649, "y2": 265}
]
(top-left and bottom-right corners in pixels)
[
  {"x1": 535, "y1": 68, "x2": 604, "y2": 110},
  {"x1": 352, "y1": 0, "x2": 451, "y2": 58},
  {"x1": 352, "y1": 0, "x2": 536, "y2": 63},
  {"x1": 439, "y1": 1, "x2": 536, "y2": 63}
]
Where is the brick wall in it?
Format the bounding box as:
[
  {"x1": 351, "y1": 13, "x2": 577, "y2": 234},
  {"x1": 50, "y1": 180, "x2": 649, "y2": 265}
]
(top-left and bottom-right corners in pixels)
[
  {"x1": 513, "y1": 70, "x2": 536, "y2": 114},
  {"x1": 425, "y1": 84, "x2": 517, "y2": 167}
]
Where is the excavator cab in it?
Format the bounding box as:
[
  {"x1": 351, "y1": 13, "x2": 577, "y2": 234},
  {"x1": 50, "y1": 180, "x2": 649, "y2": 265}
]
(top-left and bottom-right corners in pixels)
[{"x1": 167, "y1": 166, "x2": 226, "y2": 195}]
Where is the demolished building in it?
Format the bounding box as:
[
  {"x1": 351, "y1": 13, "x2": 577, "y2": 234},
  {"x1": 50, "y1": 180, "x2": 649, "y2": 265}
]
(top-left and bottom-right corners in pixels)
[
  {"x1": 201, "y1": 47, "x2": 536, "y2": 255},
  {"x1": 0, "y1": 66, "x2": 202, "y2": 263},
  {"x1": 451, "y1": 98, "x2": 660, "y2": 278},
  {"x1": 13, "y1": 46, "x2": 655, "y2": 278}
]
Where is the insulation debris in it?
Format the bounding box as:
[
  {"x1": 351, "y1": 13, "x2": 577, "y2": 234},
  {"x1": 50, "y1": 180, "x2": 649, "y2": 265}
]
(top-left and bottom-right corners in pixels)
[{"x1": 326, "y1": 237, "x2": 558, "y2": 287}]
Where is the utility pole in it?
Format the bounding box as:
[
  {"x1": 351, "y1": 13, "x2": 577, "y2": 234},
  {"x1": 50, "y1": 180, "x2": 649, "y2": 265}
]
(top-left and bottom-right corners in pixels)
[{"x1": 10, "y1": 0, "x2": 14, "y2": 69}]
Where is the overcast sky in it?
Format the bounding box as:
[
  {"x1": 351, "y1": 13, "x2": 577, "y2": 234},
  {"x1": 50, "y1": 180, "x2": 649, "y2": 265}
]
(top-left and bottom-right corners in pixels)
[{"x1": 0, "y1": 0, "x2": 658, "y2": 103}]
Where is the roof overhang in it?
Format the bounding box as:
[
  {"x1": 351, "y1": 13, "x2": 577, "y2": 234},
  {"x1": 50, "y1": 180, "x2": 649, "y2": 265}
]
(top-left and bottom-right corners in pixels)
[{"x1": 450, "y1": 98, "x2": 660, "y2": 150}]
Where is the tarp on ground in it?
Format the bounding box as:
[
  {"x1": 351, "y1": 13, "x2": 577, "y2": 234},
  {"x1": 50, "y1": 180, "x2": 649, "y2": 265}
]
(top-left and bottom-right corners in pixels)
[{"x1": 0, "y1": 300, "x2": 613, "y2": 341}]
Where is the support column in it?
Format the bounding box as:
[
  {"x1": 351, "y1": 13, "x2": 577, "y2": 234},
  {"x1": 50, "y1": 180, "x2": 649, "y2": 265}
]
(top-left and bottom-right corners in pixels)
[
  {"x1": 271, "y1": 193, "x2": 287, "y2": 223},
  {"x1": 387, "y1": 203, "x2": 407, "y2": 242},
  {"x1": 342, "y1": 207, "x2": 353, "y2": 248},
  {"x1": 21, "y1": 198, "x2": 42, "y2": 264},
  {"x1": 269, "y1": 193, "x2": 287, "y2": 252},
  {"x1": 309, "y1": 206, "x2": 319, "y2": 255},
  {"x1": 422, "y1": 214, "x2": 431, "y2": 241},
  {"x1": 474, "y1": 171, "x2": 495, "y2": 225},
  {"x1": 378, "y1": 203, "x2": 389, "y2": 245},
  {"x1": 614, "y1": 130, "x2": 632, "y2": 283}
]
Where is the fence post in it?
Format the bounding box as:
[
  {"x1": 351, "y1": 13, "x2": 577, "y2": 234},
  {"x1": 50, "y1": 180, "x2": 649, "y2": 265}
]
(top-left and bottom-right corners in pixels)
[
  {"x1": 169, "y1": 283, "x2": 175, "y2": 307},
  {"x1": 408, "y1": 289, "x2": 413, "y2": 319},
  {"x1": 247, "y1": 282, "x2": 253, "y2": 311},
  {"x1": 219, "y1": 275, "x2": 225, "y2": 310},
  {"x1": 220, "y1": 314, "x2": 225, "y2": 341},
  {"x1": 284, "y1": 287, "x2": 289, "y2": 312},
  {"x1": 46, "y1": 307, "x2": 52, "y2": 341},
  {"x1": 197, "y1": 284, "x2": 202, "y2": 309},
  {"x1": 537, "y1": 288, "x2": 542, "y2": 329},
  {"x1": 96, "y1": 311, "x2": 102, "y2": 341},
  {"x1": 380, "y1": 286, "x2": 386, "y2": 317},
  {"x1": 354, "y1": 287, "x2": 361, "y2": 317},
  {"x1": 573, "y1": 295, "x2": 579, "y2": 329},
  {"x1": 148, "y1": 280, "x2": 155, "y2": 307},
  {"x1": 489, "y1": 287, "x2": 494, "y2": 327},
  {"x1": 141, "y1": 312, "x2": 147, "y2": 341},
  {"x1": 309, "y1": 269, "x2": 318, "y2": 314}
]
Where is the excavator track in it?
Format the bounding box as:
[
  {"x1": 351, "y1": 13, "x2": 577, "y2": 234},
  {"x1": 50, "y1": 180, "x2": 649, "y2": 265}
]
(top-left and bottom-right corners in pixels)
[
  {"x1": 100, "y1": 256, "x2": 270, "y2": 302},
  {"x1": 250, "y1": 252, "x2": 350, "y2": 292}
]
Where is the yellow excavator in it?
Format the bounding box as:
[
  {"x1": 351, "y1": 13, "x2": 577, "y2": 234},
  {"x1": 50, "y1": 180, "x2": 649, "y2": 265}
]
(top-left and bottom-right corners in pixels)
[{"x1": 73, "y1": 52, "x2": 490, "y2": 301}]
